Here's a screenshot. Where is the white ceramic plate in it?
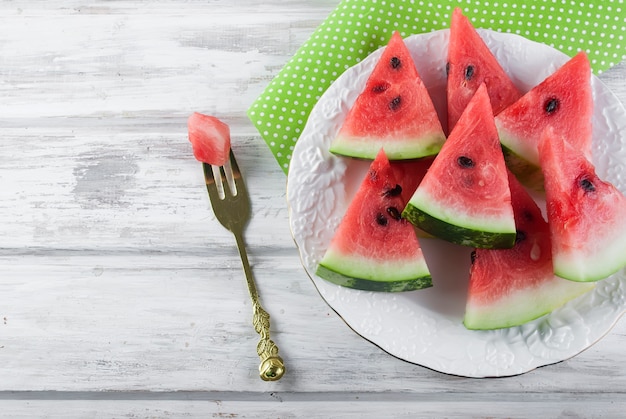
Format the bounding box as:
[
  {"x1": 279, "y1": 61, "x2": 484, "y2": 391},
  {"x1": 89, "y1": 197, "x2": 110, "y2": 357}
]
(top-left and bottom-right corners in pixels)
[{"x1": 286, "y1": 29, "x2": 626, "y2": 377}]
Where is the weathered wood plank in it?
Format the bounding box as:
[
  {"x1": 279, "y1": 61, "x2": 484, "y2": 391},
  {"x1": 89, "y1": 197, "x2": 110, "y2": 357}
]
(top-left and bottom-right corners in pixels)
[{"x1": 1, "y1": 396, "x2": 625, "y2": 419}]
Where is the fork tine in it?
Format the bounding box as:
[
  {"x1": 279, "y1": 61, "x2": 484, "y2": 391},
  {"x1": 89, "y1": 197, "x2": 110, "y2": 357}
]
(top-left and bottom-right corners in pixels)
[
  {"x1": 223, "y1": 154, "x2": 237, "y2": 197},
  {"x1": 228, "y1": 150, "x2": 247, "y2": 197},
  {"x1": 203, "y1": 162, "x2": 223, "y2": 203},
  {"x1": 213, "y1": 165, "x2": 227, "y2": 199}
]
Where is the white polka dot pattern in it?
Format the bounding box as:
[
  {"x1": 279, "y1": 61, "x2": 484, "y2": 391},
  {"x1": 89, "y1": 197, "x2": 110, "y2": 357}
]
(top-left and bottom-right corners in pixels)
[{"x1": 247, "y1": 0, "x2": 626, "y2": 173}]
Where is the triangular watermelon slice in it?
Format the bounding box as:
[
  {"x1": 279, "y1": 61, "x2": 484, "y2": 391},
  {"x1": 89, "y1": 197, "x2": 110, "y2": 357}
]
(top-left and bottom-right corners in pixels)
[
  {"x1": 538, "y1": 127, "x2": 626, "y2": 282},
  {"x1": 403, "y1": 83, "x2": 516, "y2": 249},
  {"x1": 446, "y1": 7, "x2": 521, "y2": 132},
  {"x1": 496, "y1": 52, "x2": 593, "y2": 190},
  {"x1": 464, "y1": 170, "x2": 594, "y2": 330},
  {"x1": 330, "y1": 31, "x2": 446, "y2": 161},
  {"x1": 316, "y1": 149, "x2": 432, "y2": 292}
]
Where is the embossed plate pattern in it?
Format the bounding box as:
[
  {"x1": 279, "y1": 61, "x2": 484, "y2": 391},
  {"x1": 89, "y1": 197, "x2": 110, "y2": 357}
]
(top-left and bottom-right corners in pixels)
[{"x1": 286, "y1": 29, "x2": 626, "y2": 377}]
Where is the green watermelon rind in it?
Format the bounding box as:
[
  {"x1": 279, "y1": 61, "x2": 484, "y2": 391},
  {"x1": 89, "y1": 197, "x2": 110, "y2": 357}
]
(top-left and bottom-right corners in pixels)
[
  {"x1": 501, "y1": 146, "x2": 545, "y2": 192},
  {"x1": 553, "y1": 231, "x2": 626, "y2": 282},
  {"x1": 464, "y1": 278, "x2": 595, "y2": 330},
  {"x1": 315, "y1": 250, "x2": 432, "y2": 292},
  {"x1": 498, "y1": 127, "x2": 545, "y2": 190},
  {"x1": 403, "y1": 190, "x2": 516, "y2": 249},
  {"x1": 496, "y1": 120, "x2": 541, "y2": 166},
  {"x1": 329, "y1": 133, "x2": 446, "y2": 161}
]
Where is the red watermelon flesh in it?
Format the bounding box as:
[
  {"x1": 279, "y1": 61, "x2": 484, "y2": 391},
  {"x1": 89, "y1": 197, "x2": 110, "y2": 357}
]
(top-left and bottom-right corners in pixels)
[
  {"x1": 390, "y1": 157, "x2": 434, "y2": 204},
  {"x1": 391, "y1": 157, "x2": 435, "y2": 238},
  {"x1": 464, "y1": 170, "x2": 594, "y2": 330},
  {"x1": 538, "y1": 127, "x2": 626, "y2": 282},
  {"x1": 330, "y1": 31, "x2": 446, "y2": 161},
  {"x1": 447, "y1": 7, "x2": 522, "y2": 133},
  {"x1": 187, "y1": 112, "x2": 231, "y2": 166},
  {"x1": 403, "y1": 83, "x2": 516, "y2": 249},
  {"x1": 496, "y1": 52, "x2": 593, "y2": 189},
  {"x1": 316, "y1": 149, "x2": 432, "y2": 292}
]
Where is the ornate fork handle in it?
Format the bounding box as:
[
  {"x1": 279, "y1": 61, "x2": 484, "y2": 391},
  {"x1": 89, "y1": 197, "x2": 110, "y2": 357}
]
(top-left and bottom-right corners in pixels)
[{"x1": 233, "y1": 231, "x2": 285, "y2": 381}]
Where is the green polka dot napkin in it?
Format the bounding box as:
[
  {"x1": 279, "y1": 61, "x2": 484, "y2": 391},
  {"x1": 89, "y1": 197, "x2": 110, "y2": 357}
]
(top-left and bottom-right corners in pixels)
[{"x1": 247, "y1": 0, "x2": 626, "y2": 174}]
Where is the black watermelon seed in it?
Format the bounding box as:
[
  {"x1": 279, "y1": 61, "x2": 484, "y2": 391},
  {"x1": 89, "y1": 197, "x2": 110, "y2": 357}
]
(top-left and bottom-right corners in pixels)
[
  {"x1": 445, "y1": 62, "x2": 450, "y2": 77},
  {"x1": 470, "y1": 250, "x2": 477, "y2": 264},
  {"x1": 457, "y1": 155, "x2": 475, "y2": 168},
  {"x1": 390, "y1": 56, "x2": 401, "y2": 69},
  {"x1": 383, "y1": 184, "x2": 403, "y2": 197},
  {"x1": 522, "y1": 209, "x2": 534, "y2": 222},
  {"x1": 389, "y1": 96, "x2": 402, "y2": 111},
  {"x1": 464, "y1": 65, "x2": 475, "y2": 81},
  {"x1": 579, "y1": 176, "x2": 596, "y2": 193},
  {"x1": 386, "y1": 206, "x2": 402, "y2": 221},
  {"x1": 376, "y1": 213, "x2": 388, "y2": 226},
  {"x1": 545, "y1": 97, "x2": 560, "y2": 114},
  {"x1": 371, "y1": 83, "x2": 389, "y2": 94},
  {"x1": 515, "y1": 230, "x2": 527, "y2": 244}
]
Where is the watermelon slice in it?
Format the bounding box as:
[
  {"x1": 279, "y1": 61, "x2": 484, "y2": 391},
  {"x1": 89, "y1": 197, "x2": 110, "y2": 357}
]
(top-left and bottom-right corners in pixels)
[
  {"x1": 446, "y1": 7, "x2": 522, "y2": 132},
  {"x1": 464, "y1": 170, "x2": 594, "y2": 330},
  {"x1": 187, "y1": 112, "x2": 231, "y2": 166},
  {"x1": 538, "y1": 127, "x2": 626, "y2": 282},
  {"x1": 330, "y1": 31, "x2": 446, "y2": 161},
  {"x1": 316, "y1": 149, "x2": 432, "y2": 292},
  {"x1": 403, "y1": 84, "x2": 516, "y2": 249},
  {"x1": 496, "y1": 52, "x2": 593, "y2": 189}
]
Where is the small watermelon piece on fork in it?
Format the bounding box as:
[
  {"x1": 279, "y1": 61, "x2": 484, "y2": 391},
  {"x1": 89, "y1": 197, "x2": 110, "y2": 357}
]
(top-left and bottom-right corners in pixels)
[{"x1": 187, "y1": 112, "x2": 231, "y2": 166}]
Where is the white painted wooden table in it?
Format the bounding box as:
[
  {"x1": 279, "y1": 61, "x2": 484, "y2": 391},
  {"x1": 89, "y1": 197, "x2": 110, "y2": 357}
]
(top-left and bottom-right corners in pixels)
[{"x1": 1, "y1": 1, "x2": 625, "y2": 417}]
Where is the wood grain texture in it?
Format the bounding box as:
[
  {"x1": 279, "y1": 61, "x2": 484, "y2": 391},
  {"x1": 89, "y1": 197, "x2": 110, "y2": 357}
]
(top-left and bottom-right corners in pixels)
[{"x1": 1, "y1": 1, "x2": 625, "y2": 416}]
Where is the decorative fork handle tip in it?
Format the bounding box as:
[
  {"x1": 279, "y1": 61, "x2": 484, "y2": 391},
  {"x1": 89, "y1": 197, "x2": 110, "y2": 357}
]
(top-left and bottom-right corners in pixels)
[
  {"x1": 253, "y1": 303, "x2": 285, "y2": 381},
  {"x1": 259, "y1": 355, "x2": 285, "y2": 381}
]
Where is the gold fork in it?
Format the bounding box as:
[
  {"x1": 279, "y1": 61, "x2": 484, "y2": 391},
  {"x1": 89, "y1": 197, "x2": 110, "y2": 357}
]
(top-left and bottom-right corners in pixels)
[{"x1": 203, "y1": 150, "x2": 285, "y2": 381}]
